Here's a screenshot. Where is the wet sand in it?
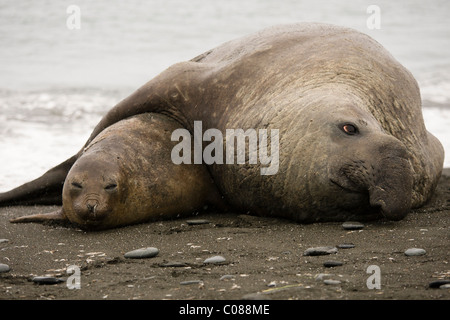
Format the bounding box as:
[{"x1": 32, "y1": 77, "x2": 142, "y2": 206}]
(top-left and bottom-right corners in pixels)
[{"x1": 0, "y1": 170, "x2": 449, "y2": 302}]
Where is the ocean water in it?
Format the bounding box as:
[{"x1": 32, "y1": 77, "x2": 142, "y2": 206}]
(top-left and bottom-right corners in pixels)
[{"x1": 0, "y1": 0, "x2": 449, "y2": 192}]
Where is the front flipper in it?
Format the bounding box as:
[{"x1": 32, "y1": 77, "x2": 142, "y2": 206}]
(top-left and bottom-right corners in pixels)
[
  {"x1": 10, "y1": 208, "x2": 67, "y2": 224},
  {"x1": 83, "y1": 61, "x2": 212, "y2": 146}
]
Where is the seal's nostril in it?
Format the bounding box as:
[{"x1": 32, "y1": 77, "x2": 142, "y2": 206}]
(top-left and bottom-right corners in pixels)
[{"x1": 86, "y1": 200, "x2": 99, "y2": 213}]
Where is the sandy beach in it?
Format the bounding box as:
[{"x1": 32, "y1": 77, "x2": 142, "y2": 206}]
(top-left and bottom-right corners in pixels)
[{"x1": 0, "y1": 169, "x2": 448, "y2": 302}]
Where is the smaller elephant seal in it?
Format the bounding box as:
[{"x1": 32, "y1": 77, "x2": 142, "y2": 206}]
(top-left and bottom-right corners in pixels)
[{"x1": 10, "y1": 113, "x2": 223, "y2": 230}]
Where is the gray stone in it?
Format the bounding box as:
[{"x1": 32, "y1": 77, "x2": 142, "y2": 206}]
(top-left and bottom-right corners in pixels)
[
  {"x1": 404, "y1": 248, "x2": 426, "y2": 256},
  {"x1": 203, "y1": 255, "x2": 226, "y2": 264},
  {"x1": 32, "y1": 276, "x2": 65, "y2": 285},
  {"x1": 0, "y1": 264, "x2": 10, "y2": 273},
  {"x1": 342, "y1": 221, "x2": 364, "y2": 230},
  {"x1": 337, "y1": 243, "x2": 355, "y2": 249},
  {"x1": 323, "y1": 260, "x2": 344, "y2": 268},
  {"x1": 304, "y1": 246, "x2": 338, "y2": 256},
  {"x1": 124, "y1": 247, "x2": 159, "y2": 259},
  {"x1": 0, "y1": 239, "x2": 9, "y2": 244},
  {"x1": 180, "y1": 280, "x2": 203, "y2": 285},
  {"x1": 429, "y1": 280, "x2": 450, "y2": 288},
  {"x1": 186, "y1": 219, "x2": 210, "y2": 225}
]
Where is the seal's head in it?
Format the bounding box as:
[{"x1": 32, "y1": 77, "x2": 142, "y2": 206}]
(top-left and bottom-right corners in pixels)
[
  {"x1": 269, "y1": 86, "x2": 414, "y2": 222},
  {"x1": 62, "y1": 154, "x2": 122, "y2": 229},
  {"x1": 321, "y1": 102, "x2": 413, "y2": 221}
]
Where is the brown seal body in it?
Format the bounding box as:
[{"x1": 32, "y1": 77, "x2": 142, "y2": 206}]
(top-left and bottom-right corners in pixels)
[
  {"x1": 2, "y1": 23, "x2": 444, "y2": 226},
  {"x1": 10, "y1": 113, "x2": 222, "y2": 230}
]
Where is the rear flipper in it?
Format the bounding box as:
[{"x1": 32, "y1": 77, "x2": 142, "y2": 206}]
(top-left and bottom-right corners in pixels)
[
  {"x1": 0, "y1": 155, "x2": 77, "y2": 206},
  {"x1": 10, "y1": 208, "x2": 67, "y2": 224}
]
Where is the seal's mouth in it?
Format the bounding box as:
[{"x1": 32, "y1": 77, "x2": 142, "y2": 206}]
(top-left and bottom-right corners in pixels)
[
  {"x1": 368, "y1": 185, "x2": 410, "y2": 221},
  {"x1": 329, "y1": 178, "x2": 408, "y2": 221},
  {"x1": 74, "y1": 210, "x2": 111, "y2": 231},
  {"x1": 83, "y1": 214, "x2": 106, "y2": 222},
  {"x1": 81, "y1": 209, "x2": 110, "y2": 222},
  {"x1": 73, "y1": 205, "x2": 109, "y2": 224}
]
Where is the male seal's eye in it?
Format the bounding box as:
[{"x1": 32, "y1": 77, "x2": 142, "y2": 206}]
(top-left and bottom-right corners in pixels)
[
  {"x1": 341, "y1": 124, "x2": 358, "y2": 135},
  {"x1": 71, "y1": 182, "x2": 82, "y2": 189},
  {"x1": 105, "y1": 184, "x2": 117, "y2": 191}
]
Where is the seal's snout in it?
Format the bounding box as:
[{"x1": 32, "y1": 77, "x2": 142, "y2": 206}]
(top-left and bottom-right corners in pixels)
[
  {"x1": 330, "y1": 133, "x2": 414, "y2": 221},
  {"x1": 86, "y1": 199, "x2": 99, "y2": 213},
  {"x1": 369, "y1": 185, "x2": 411, "y2": 221},
  {"x1": 367, "y1": 139, "x2": 413, "y2": 221}
]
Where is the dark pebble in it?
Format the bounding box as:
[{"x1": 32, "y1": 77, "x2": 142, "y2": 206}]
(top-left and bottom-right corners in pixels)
[
  {"x1": 342, "y1": 221, "x2": 364, "y2": 230},
  {"x1": 303, "y1": 246, "x2": 338, "y2": 256},
  {"x1": 160, "y1": 261, "x2": 188, "y2": 267},
  {"x1": 0, "y1": 264, "x2": 10, "y2": 273},
  {"x1": 186, "y1": 219, "x2": 210, "y2": 225},
  {"x1": 32, "y1": 276, "x2": 65, "y2": 285},
  {"x1": 429, "y1": 280, "x2": 450, "y2": 288},
  {"x1": 337, "y1": 243, "x2": 355, "y2": 249},
  {"x1": 124, "y1": 247, "x2": 159, "y2": 259},
  {"x1": 323, "y1": 260, "x2": 344, "y2": 268},
  {"x1": 180, "y1": 280, "x2": 203, "y2": 285}
]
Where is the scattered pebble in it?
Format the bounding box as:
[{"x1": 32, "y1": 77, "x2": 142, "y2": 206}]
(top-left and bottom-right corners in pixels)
[
  {"x1": 186, "y1": 219, "x2": 210, "y2": 225},
  {"x1": 203, "y1": 255, "x2": 226, "y2": 264},
  {"x1": 337, "y1": 243, "x2": 355, "y2": 249},
  {"x1": 323, "y1": 261, "x2": 344, "y2": 268},
  {"x1": 440, "y1": 284, "x2": 450, "y2": 289},
  {"x1": 220, "y1": 275, "x2": 235, "y2": 281},
  {"x1": 32, "y1": 276, "x2": 65, "y2": 285},
  {"x1": 304, "y1": 246, "x2": 338, "y2": 256},
  {"x1": 323, "y1": 279, "x2": 341, "y2": 285},
  {"x1": 429, "y1": 280, "x2": 450, "y2": 289},
  {"x1": 0, "y1": 264, "x2": 10, "y2": 273},
  {"x1": 124, "y1": 247, "x2": 159, "y2": 259},
  {"x1": 0, "y1": 239, "x2": 9, "y2": 244},
  {"x1": 404, "y1": 248, "x2": 426, "y2": 256},
  {"x1": 342, "y1": 221, "x2": 364, "y2": 230},
  {"x1": 180, "y1": 280, "x2": 203, "y2": 285}
]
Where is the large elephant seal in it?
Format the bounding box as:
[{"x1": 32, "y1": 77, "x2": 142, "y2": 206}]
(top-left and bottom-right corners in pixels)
[
  {"x1": 1, "y1": 23, "x2": 444, "y2": 225},
  {"x1": 10, "y1": 113, "x2": 223, "y2": 230}
]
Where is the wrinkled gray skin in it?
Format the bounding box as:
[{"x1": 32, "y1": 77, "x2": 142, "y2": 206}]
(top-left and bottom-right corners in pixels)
[{"x1": 1, "y1": 23, "x2": 444, "y2": 225}]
